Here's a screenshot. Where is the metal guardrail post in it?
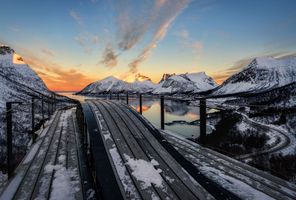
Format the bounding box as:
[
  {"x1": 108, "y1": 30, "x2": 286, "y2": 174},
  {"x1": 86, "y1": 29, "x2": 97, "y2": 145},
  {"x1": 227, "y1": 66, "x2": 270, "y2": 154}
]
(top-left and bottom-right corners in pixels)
[
  {"x1": 54, "y1": 94, "x2": 56, "y2": 111},
  {"x1": 160, "y1": 96, "x2": 165, "y2": 130},
  {"x1": 6, "y1": 102, "x2": 12, "y2": 179},
  {"x1": 47, "y1": 98, "x2": 50, "y2": 118},
  {"x1": 139, "y1": 94, "x2": 143, "y2": 114},
  {"x1": 126, "y1": 92, "x2": 129, "y2": 105},
  {"x1": 199, "y1": 98, "x2": 207, "y2": 144},
  {"x1": 84, "y1": 117, "x2": 87, "y2": 149},
  {"x1": 31, "y1": 97, "x2": 36, "y2": 143},
  {"x1": 6, "y1": 101, "x2": 22, "y2": 179},
  {"x1": 51, "y1": 96, "x2": 54, "y2": 114},
  {"x1": 41, "y1": 96, "x2": 44, "y2": 128}
]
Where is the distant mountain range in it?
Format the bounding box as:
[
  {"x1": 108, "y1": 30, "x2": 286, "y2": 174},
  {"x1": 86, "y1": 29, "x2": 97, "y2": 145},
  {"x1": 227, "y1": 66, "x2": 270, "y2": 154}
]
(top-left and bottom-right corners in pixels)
[
  {"x1": 77, "y1": 72, "x2": 218, "y2": 95},
  {"x1": 78, "y1": 56, "x2": 296, "y2": 97}
]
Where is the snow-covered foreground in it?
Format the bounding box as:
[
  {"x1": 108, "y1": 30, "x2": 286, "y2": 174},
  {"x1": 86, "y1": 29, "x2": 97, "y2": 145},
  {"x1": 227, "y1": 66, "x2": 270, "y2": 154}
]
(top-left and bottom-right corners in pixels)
[
  {"x1": 0, "y1": 109, "x2": 82, "y2": 200},
  {"x1": 88, "y1": 100, "x2": 215, "y2": 200},
  {"x1": 161, "y1": 130, "x2": 296, "y2": 200}
]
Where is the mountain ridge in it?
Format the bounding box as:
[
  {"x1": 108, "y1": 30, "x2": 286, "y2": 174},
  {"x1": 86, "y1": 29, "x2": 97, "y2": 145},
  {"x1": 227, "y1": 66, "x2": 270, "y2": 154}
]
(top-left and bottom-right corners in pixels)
[
  {"x1": 77, "y1": 72, "x2": 218, "y2": 95},
  {"x1": 210, "y1": 56, "x2": 296, "y2": 96}
]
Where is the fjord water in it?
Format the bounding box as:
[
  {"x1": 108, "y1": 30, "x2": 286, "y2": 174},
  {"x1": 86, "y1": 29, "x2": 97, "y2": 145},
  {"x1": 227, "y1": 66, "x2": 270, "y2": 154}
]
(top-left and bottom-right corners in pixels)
[{"x1": 58, "y1": 92, "x2": 200, "y2": 139}]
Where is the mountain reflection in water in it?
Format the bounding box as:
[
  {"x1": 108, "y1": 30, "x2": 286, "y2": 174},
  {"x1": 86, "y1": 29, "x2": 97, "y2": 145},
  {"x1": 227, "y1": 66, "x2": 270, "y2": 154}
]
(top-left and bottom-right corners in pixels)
[{"x1": 58, "y1": 93, "x2": 201, "y2": 139}]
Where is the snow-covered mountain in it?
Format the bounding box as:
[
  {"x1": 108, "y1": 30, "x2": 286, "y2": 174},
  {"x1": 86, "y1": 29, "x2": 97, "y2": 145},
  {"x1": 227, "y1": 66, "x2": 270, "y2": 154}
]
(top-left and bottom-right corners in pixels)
[
  {"x1": 0, "y1": 46, "x2": 72, "y2": 165},
  {"x1": 0, "y1": 46, "x2": 54, "y2": 105},
  {"x1": 226, "y1": 82, "x2": 296, "y2": 109},
  {"x1": 77, "y1": 74, "x2": 157, "y2": 95},
  {"x1": 78, "y1": 76, "x2": 129, "y2": 94},
  {"x1": 78, "y1": 72, "x2": 217, "y2": 95},
  {"x1": 153, "y1": 72, "x2": 218, "y2": 94},
  {"x1": 213, "y1": 57, "x2": 296, "y2": 95},
  {"x1": 159, "y1": 73, "x2": 176, "y2": 83}
]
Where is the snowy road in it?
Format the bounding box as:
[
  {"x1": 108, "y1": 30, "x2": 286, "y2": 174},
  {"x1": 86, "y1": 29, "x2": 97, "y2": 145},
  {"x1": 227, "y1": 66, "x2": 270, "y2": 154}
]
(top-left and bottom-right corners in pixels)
[{"x1": 236, "y1": 112, "x2": 292, "y2": 160}]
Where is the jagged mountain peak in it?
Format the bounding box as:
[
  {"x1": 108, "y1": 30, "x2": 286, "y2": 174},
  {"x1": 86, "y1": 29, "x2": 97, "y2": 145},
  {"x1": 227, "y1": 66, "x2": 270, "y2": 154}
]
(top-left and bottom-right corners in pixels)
[
  {"x1": 245, "y1": 56, "x2": 296, "y2": 70},
  {"x1": 135, "y1": 73, "x2": 151, "y2": 82},
  {"x1": 159, "y1": 73, "x2": 176, "y2": 83},
  {"x1": 0, "y1": 45, "x2": 15, "y2": 55},
  {"x1": 154, "y1": 72, "x2": 217, "y2": 94}
]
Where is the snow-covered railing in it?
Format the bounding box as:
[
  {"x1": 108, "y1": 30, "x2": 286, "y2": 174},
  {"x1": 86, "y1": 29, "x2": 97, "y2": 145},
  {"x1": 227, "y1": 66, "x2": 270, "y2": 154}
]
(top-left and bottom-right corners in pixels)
[{"x1": 3, "y1": 94, "x2": 69, "y2": 179}]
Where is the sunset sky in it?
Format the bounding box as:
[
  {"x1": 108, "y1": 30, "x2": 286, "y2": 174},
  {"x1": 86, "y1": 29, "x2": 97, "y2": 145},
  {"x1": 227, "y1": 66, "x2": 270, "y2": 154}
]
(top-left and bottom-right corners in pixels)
[{"x1": 1, "y1": 0, "x2": 296, "y2": 91}]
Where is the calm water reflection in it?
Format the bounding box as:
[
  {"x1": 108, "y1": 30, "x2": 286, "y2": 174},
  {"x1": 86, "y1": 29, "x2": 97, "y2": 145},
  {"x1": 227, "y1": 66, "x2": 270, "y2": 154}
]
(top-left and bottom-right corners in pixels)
[{"x1": 58, "y1": 92, "x2": 200, "y2": 139}]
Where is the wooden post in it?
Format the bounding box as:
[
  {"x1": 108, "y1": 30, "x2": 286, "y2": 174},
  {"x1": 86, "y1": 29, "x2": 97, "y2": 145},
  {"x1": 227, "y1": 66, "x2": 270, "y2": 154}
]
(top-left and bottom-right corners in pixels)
[
  {"x1": 6, "y1": 102, "x2": 12, "y2": 179},
  {"x1": 199, "y1": 98, "x2": 207, "y2": 144},
  {"x1": 41, "y1": 96, "x2": 44, "y2": 128},
  {"x1": 117, "y1": 93, "x2": 120, "y2": 101},
  {"x1": 31, "y1": 97, "x2": 36, "y2": 143},
  {"x1": 126, "y1": 92, "x2": 129, "y2": 105},
  {"x1": 139, "y1": 94, "x2": 143, "y2": 115},
  {"x1": 109, "y1": 93, "x2": 112, "y2": 100},
  {"x1": 160, "y1": 96, "x2": 165, "y2": 130}
]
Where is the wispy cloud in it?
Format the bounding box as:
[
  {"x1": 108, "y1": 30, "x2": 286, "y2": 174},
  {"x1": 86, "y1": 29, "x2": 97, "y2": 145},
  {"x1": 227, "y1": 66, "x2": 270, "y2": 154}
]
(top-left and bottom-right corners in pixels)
[
  {"x1": 101, "y1": 0, "x2": 191, "y2": 75},
  {"x1": 75, "y1": 34, "x2": 86, "y2": 46},
  {"x1": 41, "y1": 48, "x2": 55, "y2": 57},
  {"x1": 177, "y1": 28, "x2": 203, "y2": 54},
  {"x1": 100, "y1": 46, "x2": 118, "y2": 68},
  {"x1": 92, "y1": 35, "x2": 99, "y2": 44},
  {"x1": 74, "y1": 33, "x2": 99, "y2": 55},
  {"x1": 69, "y1": 10, "x2": 83, "y2": 25}
]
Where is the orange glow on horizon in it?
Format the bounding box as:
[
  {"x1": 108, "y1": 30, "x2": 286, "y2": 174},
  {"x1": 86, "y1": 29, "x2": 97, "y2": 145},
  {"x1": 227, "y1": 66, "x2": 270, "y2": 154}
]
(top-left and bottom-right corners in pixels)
[
  {"x1": 13, "y1": 53, "x2": 26, "y2": 64},
  {"x1": 37, "y1": 72, "x2": 97, "y2": 92}
]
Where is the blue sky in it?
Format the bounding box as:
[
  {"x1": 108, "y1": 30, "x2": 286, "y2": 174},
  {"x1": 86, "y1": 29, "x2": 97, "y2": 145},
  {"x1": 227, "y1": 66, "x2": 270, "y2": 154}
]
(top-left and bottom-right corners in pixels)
[{"x1": 0, "y1": 0, "x2": 295, "y2": 90}]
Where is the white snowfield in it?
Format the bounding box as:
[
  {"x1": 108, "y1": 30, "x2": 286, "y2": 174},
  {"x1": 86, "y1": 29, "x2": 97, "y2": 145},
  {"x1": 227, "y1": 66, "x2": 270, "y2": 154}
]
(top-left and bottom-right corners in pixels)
[
  {"x1": 0, "y1": 109, "x2": 82, "y2": 200},
  {"x1": 161, "y1": 130, "x2": 296, "y2": 200}
]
